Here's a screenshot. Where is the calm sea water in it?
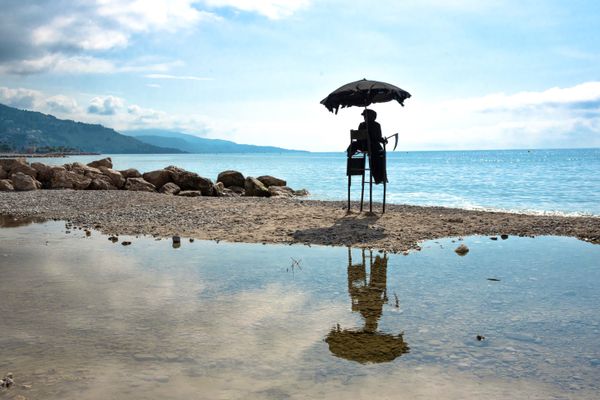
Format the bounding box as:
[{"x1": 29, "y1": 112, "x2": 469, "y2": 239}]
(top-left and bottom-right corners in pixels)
[
  {"x1": 1, "y1": 219, "x2": 599, "y2": 399},
  {"x1": 30, "y1": 148, "x2": 600, "y2": 216}
]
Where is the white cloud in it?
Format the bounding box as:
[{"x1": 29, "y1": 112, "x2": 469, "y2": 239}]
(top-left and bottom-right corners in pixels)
[
  {"x1": 45, "y1": 95, "x2": 79, "y2": 114},
  {"x1": 203, "y1": 0, "x2": 310, "y2": 19},
  {"x1": 144, "y1": 73, "x2": 213, "y2": 81},
  {"x1": 0, "y1": 87, "x2": 44, "y2": 109},
  {"x1": 88, "y1": 96, "x2": 125, "y2": 115}
]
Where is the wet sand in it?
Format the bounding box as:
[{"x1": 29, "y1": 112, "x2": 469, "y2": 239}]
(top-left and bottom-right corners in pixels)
[{"x1": 0, "y1": 191, "x2": 598, "y2": 252}]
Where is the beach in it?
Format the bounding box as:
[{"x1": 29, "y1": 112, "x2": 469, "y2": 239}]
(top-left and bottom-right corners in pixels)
[{"x1": 1, "y1": 190, "x2": 598, "y2": 252}]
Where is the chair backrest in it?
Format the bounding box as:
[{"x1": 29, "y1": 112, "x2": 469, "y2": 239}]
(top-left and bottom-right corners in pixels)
[{"x1": 350, "y1": 129, "x2": 368, "y2": 141}]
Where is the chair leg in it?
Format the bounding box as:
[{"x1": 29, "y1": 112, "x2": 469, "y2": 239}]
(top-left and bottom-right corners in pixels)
[
  {"x1": 369, "y1": 170, "x2": 373, "y2": 213},
  {"x1": 360, "y1": 170, "x2": 365, "y2": 212},
  {"x1": 383, "y1": 181, "x2": 386, "y2": 214},
  {"x1": 347, "y1": 175, "x2": 351, "y2": 212}
]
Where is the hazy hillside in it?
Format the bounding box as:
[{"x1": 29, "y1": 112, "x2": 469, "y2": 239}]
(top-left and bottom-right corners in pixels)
[
  {"x1": 0, "y1": 103, "x2": 183, "y2": 154},
  {"x1": 123, "y1": 129, "x2": 306, "y2": 153}
]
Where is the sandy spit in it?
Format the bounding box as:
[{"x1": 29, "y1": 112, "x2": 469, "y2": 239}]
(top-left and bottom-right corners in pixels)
[{"x1": 0, "y1": 191, "x2": 598, "y2": 252}]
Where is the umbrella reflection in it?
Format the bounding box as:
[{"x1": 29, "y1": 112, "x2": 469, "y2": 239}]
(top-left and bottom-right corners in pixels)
[{"x1": 326, "y1": 248, "x2": 409, "y2": 363}]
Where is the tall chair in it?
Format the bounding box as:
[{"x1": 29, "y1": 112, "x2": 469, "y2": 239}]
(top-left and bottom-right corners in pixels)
[{"x1": 347, "y1": 129, "x2": 388, "y2": 213}]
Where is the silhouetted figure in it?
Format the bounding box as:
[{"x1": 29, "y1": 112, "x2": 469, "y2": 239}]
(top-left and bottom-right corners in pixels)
[
  {"x1": 325, "y1": 249, "x2": 408, "y2": 364},
  {"x1": 347, "y1": 109, "x2": 387, "y2": 184}
]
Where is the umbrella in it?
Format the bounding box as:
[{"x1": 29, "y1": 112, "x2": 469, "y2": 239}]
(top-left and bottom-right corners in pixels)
[
  {"x1": 320, "y1": 78, "x2": 411, "y2": 114},
  {"x1": 326, "y1": 328, "x2": 409, "y2": 364}
]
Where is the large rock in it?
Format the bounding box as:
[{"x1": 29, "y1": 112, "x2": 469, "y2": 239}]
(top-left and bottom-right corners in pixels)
[
  {"x1": 7, "y1": 161, "x2": 37, "y2": 179},
  {"x1": 165, "y1": 166, "x2": 213, "y2": 195},
  {"x1": 244, "y1": 176, "x2": 270, "y2": 197},
  {"x1": 66, "y1": 162, "x2": 101, "y2": 176},
  {"x1": 228, "y1": 185, "x2": 245, "y2": 195},
  {"x1": 99, "y1": 167, "x2": 126, "y2": 188},
  {"x1": 0, "y1": 179, "x2": 14, "y2": 191},
  {"x1": 217, "y1": 170, "x2": 245, "y2": 188},
  {"x1": 212, "y1": 182, "x2": 225, "y2": 197},
  {"x1": 50, "y1": 167, "x2": 92, "y2": 190},
  {"x1": 0, "y1": 158, "x2": 27, "y2": 173},
  {"x1": 293, "y1": 188, "x2": 309, "y2": 197},
  {"x1": 143, "y1": 170, "x2": 173, "y2": 188},
  {"x1": 269, "y1": 185, "x2": 294, "y2": 198},
  {"x1": 10, "y1": 172, "x2": 41, "y2": 191},
  {"x1": 257, "y1": 175, "x2": 286, "y2": 187},
  {"x1": 87, "y1": 157, "x2": 113, "y2": 169},
  {"x1": 31, "y1": 162, "x2": 53, "y2": 186},
  {"x1": 178, "y1": 190, "x2": 202, "y2": 197},
  {"x1": 124, "y1": 177, "x2": 156, "y2": 192},
  {"x1": 0, "y1": 166, "x2": 6, "y2": 180},
  {"x1": 159, "y1": 182, "x2": 180, "y2": 195},
  {"x1": 89, "y1": 174, "x2": 118, "y2": 190},
  {"x1": 120, "y1": 168, "x2": 142, "y2": 179}
]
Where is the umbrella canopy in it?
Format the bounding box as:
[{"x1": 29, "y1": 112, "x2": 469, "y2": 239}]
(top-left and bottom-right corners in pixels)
[
  {"x1": 326, "y1": 328, "x2": 409, "y2": 364},
  {"x1": 321, "y1": 78, "x2": 411, "y2": 114}
]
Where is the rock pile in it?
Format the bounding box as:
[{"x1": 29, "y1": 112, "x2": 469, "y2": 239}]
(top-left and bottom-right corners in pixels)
[{"x1": 0, "y1": 157, "x2": 309, "y2": 198}]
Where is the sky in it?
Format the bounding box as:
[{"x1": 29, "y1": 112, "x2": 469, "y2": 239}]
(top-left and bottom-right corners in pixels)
[{"x1": 1, "y1": 0, "x2": 599, "y2": 152}]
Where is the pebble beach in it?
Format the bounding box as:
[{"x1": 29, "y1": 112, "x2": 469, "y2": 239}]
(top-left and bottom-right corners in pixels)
[{"x1": 1, "y1": 190, "x2": 598, "y2": 252}]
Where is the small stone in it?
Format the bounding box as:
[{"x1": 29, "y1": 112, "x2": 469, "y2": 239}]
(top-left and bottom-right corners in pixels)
[
  {"x1": 108, "y1": 236, "x2": 118, "y2": 243},
  {"x1": 500, "y1": 234, "x2": 509, "y2": 240},
  {"x1": 476, "y1": 335, "x2": 486, "y2": 341},
  {"x1": 121, "y1": 241, "x2": 132, "y2": 246},
  {"x1": 454, "y1": 244, "x2": 469, "y2": 256},
  {"x1": 172, "y1": 236, "x2": 181, "y2": 243},
  {"x1": 490, "y1": 236, "x2": 498, "y2": 240}
]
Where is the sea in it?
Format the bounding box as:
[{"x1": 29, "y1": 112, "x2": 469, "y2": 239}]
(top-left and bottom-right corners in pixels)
[{"x1": 30, "y1": 148, "x2": 600, "y2": 216}]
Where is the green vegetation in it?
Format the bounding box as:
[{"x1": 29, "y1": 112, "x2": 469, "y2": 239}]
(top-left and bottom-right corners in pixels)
[{"x1": 0, "y1": 103, "x2": 183, "y2": 154}]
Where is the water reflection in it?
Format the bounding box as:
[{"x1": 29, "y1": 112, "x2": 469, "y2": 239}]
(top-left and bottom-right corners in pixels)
[
  {"x1": 0, "y1": 214, "x2": 46, "y2": 228},
  {"x1": 326, "y1": 248, "x2": 409, "y2": 363}
]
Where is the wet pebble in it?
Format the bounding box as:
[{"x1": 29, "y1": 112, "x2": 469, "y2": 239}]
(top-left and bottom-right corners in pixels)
[
  {"x1": 454, "y1": 244, "x2": 469, "y2": 256},
  {"x1": 121, "y1": 241, "x2": 132, "y2": 246}
]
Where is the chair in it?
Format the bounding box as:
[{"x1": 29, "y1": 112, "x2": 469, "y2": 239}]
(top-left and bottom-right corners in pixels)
[{"x1": 346, "y1": 129, "x2": 388, "y2": 214}]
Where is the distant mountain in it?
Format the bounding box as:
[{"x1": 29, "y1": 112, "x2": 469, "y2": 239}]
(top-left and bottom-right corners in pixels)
[
  {"x1": 123, "y1": 129, "x2": 307, "y2": 153},
  {"x1": 0, "y1": 103, "x2": 184, "y2": 154}
]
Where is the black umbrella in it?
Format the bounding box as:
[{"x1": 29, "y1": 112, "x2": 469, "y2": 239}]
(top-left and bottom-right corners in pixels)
[{"x1": 320, "y1": 78, "x2": 411, "y2": 114}]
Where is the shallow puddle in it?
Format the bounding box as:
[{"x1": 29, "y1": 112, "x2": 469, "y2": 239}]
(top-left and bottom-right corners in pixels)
[{"x1": 0, "y1": 219, "x2": 599, "y2": 399}]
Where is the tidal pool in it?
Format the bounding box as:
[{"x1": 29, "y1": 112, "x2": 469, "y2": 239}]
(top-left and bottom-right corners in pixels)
[{"x1": 0, "y1": 218, "x2": 599, "y2": 399}]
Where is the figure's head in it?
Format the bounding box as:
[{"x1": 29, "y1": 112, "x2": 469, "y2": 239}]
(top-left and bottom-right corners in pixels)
[{"x1": 361, "y1": 109, "x2": 377, "y2": 121}]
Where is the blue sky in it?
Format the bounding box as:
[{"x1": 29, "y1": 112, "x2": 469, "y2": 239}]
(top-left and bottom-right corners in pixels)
[{"x1": 1, "y1": 0, "x2": 599, "y2": 151}]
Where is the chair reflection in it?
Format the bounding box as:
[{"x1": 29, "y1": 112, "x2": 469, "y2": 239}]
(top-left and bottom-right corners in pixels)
[{"x1": 326, "y1": 248, "x2": 409, "y2": 363}]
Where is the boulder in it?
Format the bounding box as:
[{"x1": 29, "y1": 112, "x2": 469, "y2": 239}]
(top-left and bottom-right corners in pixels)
[
  {"x1": 0, "y1": 179, "x2": 14, "y2": 191},
  {"x1": 166, "y1": 166, "x2": 213, "y2": 195},
  {"x1": 124, "y1": 177, "x2": 156, "y2": 192},
  {"x1": 87, "y1": 157, "x2": 113, "y2": 169},
  {"x1": 257, "y1": 175, "x2": 286, "y2": 187},
  {"x1": 293, "y1": 188, "x2": 309, "y2": 197},
  {"x1": 244, "y1": 176, "x2": 270, "y2": 197},
  {"x1": 10, "y1": 172, "x2": 41, "y2": 191},
  {"x1": 178, "y1": 190, "x2": 202, "y2": 197},
  {"x1": 143, "y1": 169, "x2": 173, "y2": 188},
  {"x1": 31, "y1": 162, "x2": 53, "y2": 185},
  {"x1": 217, "y1": 170, "x2": 245, "y2": 188},
  {"x1": 66, "y1": 162, "x2": 101, "y2": 176},
  {"x1": 99, "y1": 167, "x2": 126, "y2": 188},
  {"x1": 0, "y1": 166, "x2": 6, "y2": 180},
  {"x1": 221, "y1": 188, "x2": 239, "y2": 197},
  {"x1": 228, "y1": 185, "x2": 245, "y2": 195},
  {"x1": 50, "y1": 167, "x2": 92, "y2": 190},
  {"x1": 159, "y1": 182, "x2": 181, "y2": 195},
  {"x1": 7, "y1": 161, "x2": 37, "y2": 179},
  {"x1": 212, "y1": 181, "x2": 225, "y2": 197},
  {"x1": 120, "y1": 168, "x2": 142, "y2": 179},
  {"x1": 89, "y1": 174, "x2": 118, "y2": 190},
  {"x1": 269, "y1": 185, "x2": 294, "y2": 198},
  {"x1": 0, "y1": 158, "x2": 27, "y2": 172}
]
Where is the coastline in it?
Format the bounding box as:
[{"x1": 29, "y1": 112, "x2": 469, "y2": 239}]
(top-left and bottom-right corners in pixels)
[{"x1": 1, "y1": 191, "x2": 598, "y2": 252}]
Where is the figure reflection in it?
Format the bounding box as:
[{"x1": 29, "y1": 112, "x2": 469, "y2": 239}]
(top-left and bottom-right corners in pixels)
[{"x1": 326, "y1": 248, "x2": 409, "y2": 363}]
